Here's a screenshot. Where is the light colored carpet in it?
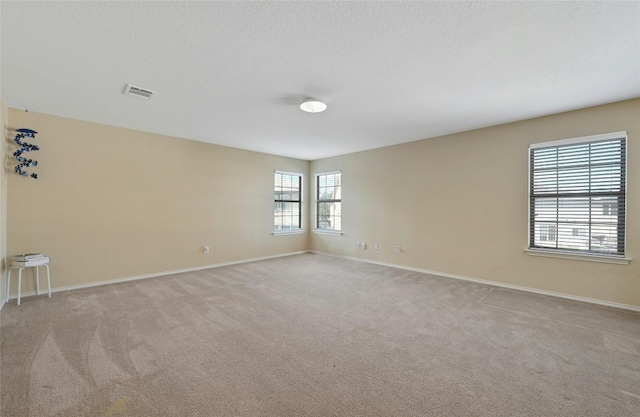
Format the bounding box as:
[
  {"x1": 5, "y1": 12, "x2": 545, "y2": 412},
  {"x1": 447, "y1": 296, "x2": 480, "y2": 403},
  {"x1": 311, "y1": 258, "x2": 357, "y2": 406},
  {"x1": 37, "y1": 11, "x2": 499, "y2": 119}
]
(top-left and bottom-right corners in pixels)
[{"x1": 1, "y1": 253, "x2": 639, "y2": 416}]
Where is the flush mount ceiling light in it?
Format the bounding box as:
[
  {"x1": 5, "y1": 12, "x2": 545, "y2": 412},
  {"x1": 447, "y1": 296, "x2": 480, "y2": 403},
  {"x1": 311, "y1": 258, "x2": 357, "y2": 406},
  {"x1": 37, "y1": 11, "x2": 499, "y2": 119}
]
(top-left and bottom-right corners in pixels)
[{"x1": 300, "y1": 99, "x2": 327, "y2": 113}]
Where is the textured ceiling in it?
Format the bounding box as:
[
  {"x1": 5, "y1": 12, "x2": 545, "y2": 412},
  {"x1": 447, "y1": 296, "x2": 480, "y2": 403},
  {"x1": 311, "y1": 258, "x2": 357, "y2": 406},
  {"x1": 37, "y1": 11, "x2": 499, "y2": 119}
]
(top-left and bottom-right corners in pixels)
[{"x1": 1, "y1": 1, "x2": 639, "y2": 160}]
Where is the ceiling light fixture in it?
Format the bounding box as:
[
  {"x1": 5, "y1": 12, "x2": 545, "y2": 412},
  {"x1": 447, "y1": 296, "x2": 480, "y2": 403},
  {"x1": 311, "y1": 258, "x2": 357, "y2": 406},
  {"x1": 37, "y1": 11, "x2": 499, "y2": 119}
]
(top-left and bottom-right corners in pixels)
[{"x1": 300, "y1": 99, "x2": 327, "y2": 113}]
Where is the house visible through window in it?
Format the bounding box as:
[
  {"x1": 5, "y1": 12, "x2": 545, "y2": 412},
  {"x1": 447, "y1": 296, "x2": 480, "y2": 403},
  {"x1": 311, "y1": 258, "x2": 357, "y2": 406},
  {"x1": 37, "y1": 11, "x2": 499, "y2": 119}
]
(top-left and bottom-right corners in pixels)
[
  {"x1": 572, "y1": 228, "x2": 587, "y2": 237},
  {"x1": 602, "y1": 202, "x2": 617, "y2": 216},
  {"x1": 539, "y1": 224, "x2": 556, "y2": 241},
  {"x1": 274, "y1": 171, "x2": 302, "y2": 232},
  {"x1": 529, "y1": 132, "x2": 626, "y2": 257},
  {"x1": 316, "y1": 171, "x2": 341, "y2": 231}
]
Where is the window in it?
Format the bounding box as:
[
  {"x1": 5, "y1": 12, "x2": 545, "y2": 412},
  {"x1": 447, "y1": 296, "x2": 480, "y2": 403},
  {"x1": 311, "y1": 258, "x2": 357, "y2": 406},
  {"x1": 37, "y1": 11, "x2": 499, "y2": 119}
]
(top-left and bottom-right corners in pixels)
[
  {"x1": 274, "y1": 171, "x2": 302, "y2": 232},
  {"x1": 316, "y1": 171, "x2": 341, "y2": 231},
  {"x1": 529, "y1": 132, "x2": 626, "y2": 257}
]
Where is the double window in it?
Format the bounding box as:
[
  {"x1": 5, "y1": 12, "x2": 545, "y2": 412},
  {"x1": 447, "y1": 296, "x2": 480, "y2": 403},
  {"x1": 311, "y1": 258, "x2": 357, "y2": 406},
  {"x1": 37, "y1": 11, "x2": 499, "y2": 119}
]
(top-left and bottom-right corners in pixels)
[
  {"x1": 316, "y1": 171, "x2": 341, "y2": 232},
  {"x1": 529, "y1": 132, "x2": 626, "y2": 258},
  {"x1": 274, "y1": 171, "x2": 302, "y2": 232}
]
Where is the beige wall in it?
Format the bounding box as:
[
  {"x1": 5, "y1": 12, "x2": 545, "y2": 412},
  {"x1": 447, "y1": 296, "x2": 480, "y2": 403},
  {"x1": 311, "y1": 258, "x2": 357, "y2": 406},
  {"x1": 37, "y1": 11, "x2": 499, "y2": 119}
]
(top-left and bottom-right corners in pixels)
[
  {"x1": 6, "y1": 110, "x2": 309, "y2": 295},
  {"x1": 0, "y1": 97, "x2": 7, "y2": 305},
  {"x1": 4, "y1": 99, "x2": 639, "y2": 308},
  {"x1": 311, "y1": 99, "x2": 640, "y2": 308}
]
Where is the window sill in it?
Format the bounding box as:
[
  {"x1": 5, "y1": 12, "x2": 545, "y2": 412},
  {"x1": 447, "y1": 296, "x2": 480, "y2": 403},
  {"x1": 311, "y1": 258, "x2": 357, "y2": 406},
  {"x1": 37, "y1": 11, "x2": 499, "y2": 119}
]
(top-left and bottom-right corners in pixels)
[
  {"x1": 313, "y1": 229, "x2": 343, "y2": 236},
  {"x1": 273, "y1": 229, "x2": 305, "y2": 236},
  {"x1": 524, "y1": 249, "x2": 631, "y2": 265}
]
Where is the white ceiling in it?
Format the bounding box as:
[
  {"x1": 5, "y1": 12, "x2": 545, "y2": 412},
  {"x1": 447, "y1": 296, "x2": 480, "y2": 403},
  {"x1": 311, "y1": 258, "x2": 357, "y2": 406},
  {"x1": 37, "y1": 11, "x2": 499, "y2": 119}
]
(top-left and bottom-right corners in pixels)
[{"x1": 1, "y1": 1, "x2": 639, "y2": 161}]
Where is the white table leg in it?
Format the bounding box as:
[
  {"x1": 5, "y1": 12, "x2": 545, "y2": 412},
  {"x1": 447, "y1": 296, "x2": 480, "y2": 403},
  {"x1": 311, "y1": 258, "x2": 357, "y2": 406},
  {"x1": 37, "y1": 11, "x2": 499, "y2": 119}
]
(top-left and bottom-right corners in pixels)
[
  {"x1": 17, "y1": 268, "x2": 23, "y2": 306},
  {"x1": 45, "y1": 264, "x2": 51, "y2": 298},
  {"x1": 36, "y1": 265, "x2": 41, "y2": 295},
  {"x1": 6, "y1": 268, "x2": 11, "y2": 303}
]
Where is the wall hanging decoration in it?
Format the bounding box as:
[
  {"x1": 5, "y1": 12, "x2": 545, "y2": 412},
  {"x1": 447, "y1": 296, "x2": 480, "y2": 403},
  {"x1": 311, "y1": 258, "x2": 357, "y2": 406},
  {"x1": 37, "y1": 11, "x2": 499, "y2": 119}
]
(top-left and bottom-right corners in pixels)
[{"x1": 13, "y1": 128, "x2": 40, "y2": 179}]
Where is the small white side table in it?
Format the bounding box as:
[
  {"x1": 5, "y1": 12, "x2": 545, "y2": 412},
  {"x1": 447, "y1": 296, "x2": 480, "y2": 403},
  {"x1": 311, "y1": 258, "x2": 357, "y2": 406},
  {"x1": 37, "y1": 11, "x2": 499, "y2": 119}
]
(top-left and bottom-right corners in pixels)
[{"x1": 6, "y1": 258, "x2": 51, "y2": 306}]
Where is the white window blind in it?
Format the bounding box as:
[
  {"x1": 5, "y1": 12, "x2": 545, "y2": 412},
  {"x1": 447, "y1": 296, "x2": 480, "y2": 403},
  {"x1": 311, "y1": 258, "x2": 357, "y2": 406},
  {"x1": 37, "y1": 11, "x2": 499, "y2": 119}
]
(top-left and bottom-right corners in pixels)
[
  {"x1": 316, "y1": 171, "x2": 341, "y2": 231},
  {"x1": 274, "y1": 171, "x2": 302, "y2": 231},
  {"x1": 529, "y1": 132, "x2": 626, "y2": 257}
]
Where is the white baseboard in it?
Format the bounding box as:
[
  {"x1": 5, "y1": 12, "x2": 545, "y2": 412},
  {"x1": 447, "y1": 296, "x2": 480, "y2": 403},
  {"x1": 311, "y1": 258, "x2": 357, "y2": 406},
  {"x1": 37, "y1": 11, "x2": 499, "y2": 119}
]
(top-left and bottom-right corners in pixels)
[
  {"x1": 3, "y1": 251, "x2": 307, "y2": 304},
  {"x1": 310, "y1": 251, "x2": 640, "y2": 313},
  {"x1": 5, "y1": 250, "x2": 639, "y2": 313}
]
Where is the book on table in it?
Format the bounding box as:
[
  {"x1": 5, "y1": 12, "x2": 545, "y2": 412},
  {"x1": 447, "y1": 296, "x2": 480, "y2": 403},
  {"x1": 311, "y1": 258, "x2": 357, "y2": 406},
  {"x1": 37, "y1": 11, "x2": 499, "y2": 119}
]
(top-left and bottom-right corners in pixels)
[
  {"x1": 11, "y1": 257, "x2": 49, "y2": 267},
  {"x1": 12, "y1": 253, "x2": 45, "y2": 261}
]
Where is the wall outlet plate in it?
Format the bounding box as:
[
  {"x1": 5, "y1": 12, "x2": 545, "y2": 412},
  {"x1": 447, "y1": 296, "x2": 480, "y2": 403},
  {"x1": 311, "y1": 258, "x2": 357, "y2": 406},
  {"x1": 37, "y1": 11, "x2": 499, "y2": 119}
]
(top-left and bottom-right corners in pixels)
[
  {"x1": 203, "y1": 245, "x2": 210, "y2": 254},
  {"x1": 395, "y1": 245, "x2": 401, "y2": 253},
  {"x1": 374, "y1": 243, "x2": 379, "y2": 250}
]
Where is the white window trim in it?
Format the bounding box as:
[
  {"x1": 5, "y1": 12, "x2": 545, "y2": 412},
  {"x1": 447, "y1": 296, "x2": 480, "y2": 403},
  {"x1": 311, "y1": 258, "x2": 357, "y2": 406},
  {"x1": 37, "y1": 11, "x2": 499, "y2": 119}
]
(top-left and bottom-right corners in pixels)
[
  {"x1": 273, "y1": 229, "x2": 305, "y2": 236},
  {"x1": 274, "y1": 170, "x2": 303, "y2": 233},
  {"x1": 315, "y1": 170, "x2": 342, "y2": 233},
  {"x1": 527, "y1": 131, "x2": 628, "y2": 263},
  {"x1": 275, "y1": 169, "x2": 303, "y2": 176},
  {"x1": 524, "y1": 249, "x2": 631, "y2": 265},
  {"x1": 529, "y1": 131, "x2": 627, "y2": 149},
  {"x1": 315, "y1": 170, "x2": 342, "y2": 176},
  {"x1": 313, "y1": 229, "x2": 343, "y2": 236}
]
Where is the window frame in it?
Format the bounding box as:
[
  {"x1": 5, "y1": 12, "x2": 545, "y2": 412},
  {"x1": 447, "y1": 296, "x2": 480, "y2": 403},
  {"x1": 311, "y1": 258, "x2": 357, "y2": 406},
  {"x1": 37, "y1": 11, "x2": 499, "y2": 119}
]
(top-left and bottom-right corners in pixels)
[
  {"x1": 526, "y1": 131, "x2": 630, "y2": 264},
  {"x1": 273, "y1": 170, "x2": 303, "y2": 235},
  {"x1": 315, "y1": 170, "x2": 342, "y2": 234}
]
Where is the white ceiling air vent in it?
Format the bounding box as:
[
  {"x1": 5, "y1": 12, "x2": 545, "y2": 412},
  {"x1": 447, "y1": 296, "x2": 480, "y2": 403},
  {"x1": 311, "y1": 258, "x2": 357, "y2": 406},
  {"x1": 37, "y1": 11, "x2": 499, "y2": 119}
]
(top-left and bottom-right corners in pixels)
[{"x1": 123, "y1": 84, "x2": 157, "y2": 100}]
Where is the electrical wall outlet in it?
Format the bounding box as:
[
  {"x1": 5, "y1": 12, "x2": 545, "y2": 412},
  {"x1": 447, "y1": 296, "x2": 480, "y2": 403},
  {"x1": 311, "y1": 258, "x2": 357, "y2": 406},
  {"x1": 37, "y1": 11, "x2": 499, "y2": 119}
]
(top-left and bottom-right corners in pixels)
[
  {"x1": 203, "y1": 245, "x2": 210, "y2": 254},
  {"x1": 356, "y1": 242, "x2": 361, "y2": 248},
  {"x1": 395, "y1": 245, "x2": 401, "y2": 253},
  {"x1": 374, "y1": 243, "x2": 379, "y2": 250}
]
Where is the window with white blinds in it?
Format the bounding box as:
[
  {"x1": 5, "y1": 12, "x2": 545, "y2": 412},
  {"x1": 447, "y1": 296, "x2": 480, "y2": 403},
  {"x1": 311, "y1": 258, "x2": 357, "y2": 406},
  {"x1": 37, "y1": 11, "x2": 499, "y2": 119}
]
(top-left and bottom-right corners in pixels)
[
  {"x1": 274, "y1": 171, "x2": 302, "y2": 231},
  {"x1": 316, "y1": 171, "x2": 341, "y2": 231},
  {"x1": 529, "y1": 132, "x2": 626, "y2": 257}
]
